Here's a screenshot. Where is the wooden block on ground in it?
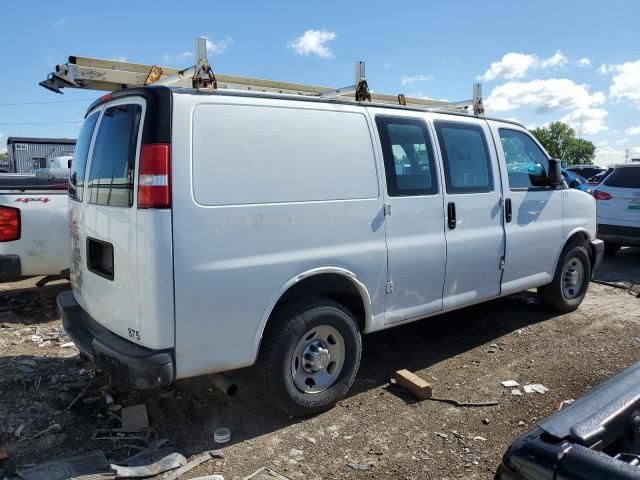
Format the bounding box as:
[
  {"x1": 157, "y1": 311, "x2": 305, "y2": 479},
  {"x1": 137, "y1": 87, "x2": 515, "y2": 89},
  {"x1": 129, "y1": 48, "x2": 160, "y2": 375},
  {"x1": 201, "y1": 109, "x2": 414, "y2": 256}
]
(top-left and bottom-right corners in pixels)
[{"x1": 395, "y1": 369, "x2": 433, "y2": 400}]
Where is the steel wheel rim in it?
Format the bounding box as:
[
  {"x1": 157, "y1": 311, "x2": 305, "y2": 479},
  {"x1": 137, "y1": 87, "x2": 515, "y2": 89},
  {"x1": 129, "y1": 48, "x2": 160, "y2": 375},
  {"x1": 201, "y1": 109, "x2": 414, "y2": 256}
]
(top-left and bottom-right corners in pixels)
[
  {"x1": 291, "y1": 325, "x2": 345, "y2": 394},
  {"x1": 562, "y1": 256, "x2": 585, "y2": 299}
]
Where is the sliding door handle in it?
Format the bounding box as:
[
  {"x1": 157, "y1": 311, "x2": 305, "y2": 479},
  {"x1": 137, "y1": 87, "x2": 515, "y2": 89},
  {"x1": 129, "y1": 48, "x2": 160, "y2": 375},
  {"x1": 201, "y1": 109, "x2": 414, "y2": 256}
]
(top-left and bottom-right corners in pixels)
[
  {"x1": 447, "y1": 202, "x2": 456, "y2": 229},
  {"x1": 505, "y1": 198, "x2": 512, "y2": 223}
]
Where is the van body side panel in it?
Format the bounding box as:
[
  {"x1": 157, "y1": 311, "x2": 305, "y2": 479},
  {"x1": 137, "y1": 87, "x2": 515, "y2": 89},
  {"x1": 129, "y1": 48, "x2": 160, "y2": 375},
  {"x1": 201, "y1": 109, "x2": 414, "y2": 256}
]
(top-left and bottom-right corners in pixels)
[
  {"x1": 171, "y1": 94, "x2": 387, "y2": 379},
  {"x1": 135, "y1": 209, "x2": 175, "y2": 348},
  {"x1": 488, "y1": 121, "x2": 564, "y2": 295}
]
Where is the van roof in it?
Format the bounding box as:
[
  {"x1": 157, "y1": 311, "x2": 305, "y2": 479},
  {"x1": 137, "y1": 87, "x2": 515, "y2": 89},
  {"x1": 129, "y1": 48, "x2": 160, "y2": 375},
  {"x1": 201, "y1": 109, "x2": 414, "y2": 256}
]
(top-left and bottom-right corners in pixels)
[{"x1": 86, "y1": 85, "x2": 527, "y2": 129}]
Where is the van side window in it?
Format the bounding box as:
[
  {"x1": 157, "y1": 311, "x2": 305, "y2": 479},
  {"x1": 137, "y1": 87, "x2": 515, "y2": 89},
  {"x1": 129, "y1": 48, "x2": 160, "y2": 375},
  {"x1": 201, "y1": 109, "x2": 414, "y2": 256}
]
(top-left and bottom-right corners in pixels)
[
  {"x1": 434, "y1": 121, "x2": 493, "y2": 194},
  {"x1": 87, "y1": 104, "x2": 142, "y2": 208},
  {"x1": 69, "y1": 111, "x2": 99, "y2": 201},
  {"x1": 499, "y1": 128, "x2": 549, "y2": 189},
  {"x1": 375, "y1": 116, "x2": 438, "y2": 196}
]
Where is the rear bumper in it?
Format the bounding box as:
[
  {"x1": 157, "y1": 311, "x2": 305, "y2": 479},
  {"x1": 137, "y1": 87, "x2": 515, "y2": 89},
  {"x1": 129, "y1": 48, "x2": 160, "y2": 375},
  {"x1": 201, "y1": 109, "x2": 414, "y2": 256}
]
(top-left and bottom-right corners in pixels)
[
  {"x1": 589, "y1": 239, "x2": 604, "y2": 279},
  {"x1": 597, "y1": 223, "x2": 640, "y2": 247},
  {"x1": 57, "y1": 290, "x2": 175, "y2": 389},
  {"x1": 0, "y1": 254, "x2": 21, "y2": 282}
]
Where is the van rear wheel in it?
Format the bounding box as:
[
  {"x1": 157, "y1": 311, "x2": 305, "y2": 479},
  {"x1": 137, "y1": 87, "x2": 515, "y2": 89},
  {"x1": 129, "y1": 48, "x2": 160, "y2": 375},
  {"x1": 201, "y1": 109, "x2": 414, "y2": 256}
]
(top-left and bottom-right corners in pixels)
[
  {"x1": 259, "y1": 297, "x2": 361, "y2": 417},
  {"x1": 538, "y1": 242, "x2": 591, "y2": 313}
]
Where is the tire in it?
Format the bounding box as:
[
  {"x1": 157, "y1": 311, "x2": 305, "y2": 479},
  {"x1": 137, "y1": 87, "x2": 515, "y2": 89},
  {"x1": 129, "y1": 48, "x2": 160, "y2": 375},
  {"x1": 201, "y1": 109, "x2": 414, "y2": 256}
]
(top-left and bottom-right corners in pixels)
[
  {"x1": 259, "y1": 296, "x2": 362, "y2": 417},
  {"x1": 604, "y1": 242, "x2": 620, "y2": 257},
  {"x1": 538, "y1": 242, "x2": 591, "y2": 313}
]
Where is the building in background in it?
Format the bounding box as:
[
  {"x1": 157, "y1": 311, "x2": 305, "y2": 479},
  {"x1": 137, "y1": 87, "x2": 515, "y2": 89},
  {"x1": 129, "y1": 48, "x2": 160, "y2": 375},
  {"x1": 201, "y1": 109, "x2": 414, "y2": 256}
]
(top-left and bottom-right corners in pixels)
[{"x1": 5, "y1": 137, "x2": 76, "y2": 173}]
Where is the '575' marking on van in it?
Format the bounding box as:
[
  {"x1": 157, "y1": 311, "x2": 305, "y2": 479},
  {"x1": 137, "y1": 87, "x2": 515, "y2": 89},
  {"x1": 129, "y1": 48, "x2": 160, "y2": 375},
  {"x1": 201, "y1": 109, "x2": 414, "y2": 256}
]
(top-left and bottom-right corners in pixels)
[{"x1": 128, "y1": 328, "x2": 141, "y2": 342}]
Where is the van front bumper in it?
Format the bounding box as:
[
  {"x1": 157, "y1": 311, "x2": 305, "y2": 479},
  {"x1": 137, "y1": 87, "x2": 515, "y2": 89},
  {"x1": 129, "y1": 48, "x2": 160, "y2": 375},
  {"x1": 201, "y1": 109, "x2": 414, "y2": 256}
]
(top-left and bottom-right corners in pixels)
[
  {"x1": 589, "y1": 239, "x2": 604, "y2": 278},
  {"x1": 57, "y1": 290, "x2": 175, "y2": 389}
]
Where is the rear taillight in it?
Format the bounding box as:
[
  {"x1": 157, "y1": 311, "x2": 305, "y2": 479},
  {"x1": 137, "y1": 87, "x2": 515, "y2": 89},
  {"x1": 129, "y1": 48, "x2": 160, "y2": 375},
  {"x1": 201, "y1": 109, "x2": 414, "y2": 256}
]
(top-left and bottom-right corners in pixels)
[
  {"x1": 138, "y1": 143, "x2": 171, "y2": 209},
  {"x1": 593, "y1": 189, "x2": 612, "y2": 201},
  {"x1": 0, "y1": 206, "x2": 20, "y2": 242}
]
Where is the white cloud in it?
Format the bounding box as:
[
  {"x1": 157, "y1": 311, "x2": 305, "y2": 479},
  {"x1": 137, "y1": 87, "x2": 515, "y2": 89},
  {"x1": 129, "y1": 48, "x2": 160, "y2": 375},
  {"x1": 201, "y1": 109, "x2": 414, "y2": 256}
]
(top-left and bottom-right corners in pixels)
[
  {"x1": 400, "y1": 74, "x2": 434, "y2": 85},
  {"x1": 560, "y1": 108, "x2": 608, "y2": 135},
  {"x1": 598, "y1": 63, "x2": 613, "y2": 74},
  {"x1": 486, "y1": 78, "x2": 605, "y2": 113},
  {"x1": 50, "y1": 16, "x2": 87, "y2": 28},
  {"x1": 540, "y1": 50, "x2": 568, "y2": 69},
  {"x1": 594, "y1": 145, "x2": 640, "y2": 166},
  {"x1": 383, "y1": 62, "x2": 391, "y2": 69},
  {"x1": 478, "y1": 52, "x2": 538, "y2": 81},
  {"x1": 609, "y1": 59, "x2": 640, "y2": 107},
  {"x1": 478, "y1": 50, "x2": 569, "y2": 81},
  {"x1": 577, "y1": 57, "x2": 591, "y2": 67},
  {"x1": 177, "y1": 51, "x2": 194, "y2": 61},
  {"x1": 627, "y1": 126, "x2": 640, "y2": 135},
  {"x1": 205, "y1": 36, "x2": 233, "y2": 55},
  {"x1": 288, "y1": 29, "x2": 336, "y2": 58},
  {"x1": 486, "y1": 78, "x2": 608, "y2": 134},
  {"x1": 110, "y1": 56, "x2": 127, "y2": 63}
]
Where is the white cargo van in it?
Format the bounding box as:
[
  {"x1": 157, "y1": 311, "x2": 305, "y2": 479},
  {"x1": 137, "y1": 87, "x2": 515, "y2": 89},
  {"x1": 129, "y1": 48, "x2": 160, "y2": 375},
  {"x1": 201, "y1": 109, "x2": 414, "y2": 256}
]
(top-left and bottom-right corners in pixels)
[{"x1": 58, "y1": 86, "x2": 603, "y2": 416}]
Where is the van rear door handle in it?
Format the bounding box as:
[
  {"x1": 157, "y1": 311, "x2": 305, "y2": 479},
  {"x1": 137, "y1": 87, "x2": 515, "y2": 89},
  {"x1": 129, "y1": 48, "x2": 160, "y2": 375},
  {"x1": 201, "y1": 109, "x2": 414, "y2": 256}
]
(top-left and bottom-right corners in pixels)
[
  {"x1": 447, "y1": 202, "x2": 456, "y2": 229},
  {"x1": 505, "y1": 198, "x2": 512, "y2": 223}
]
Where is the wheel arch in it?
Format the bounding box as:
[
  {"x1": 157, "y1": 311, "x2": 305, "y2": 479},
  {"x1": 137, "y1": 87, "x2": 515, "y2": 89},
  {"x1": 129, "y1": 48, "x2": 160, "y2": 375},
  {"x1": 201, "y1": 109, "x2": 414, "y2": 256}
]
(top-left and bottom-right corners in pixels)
[
  {"x1": 254, "y1": 267, "x2": 372, "y2": 360},
  {"x1": 554, "y1": 228, "x2": 593, "y2": 272}
]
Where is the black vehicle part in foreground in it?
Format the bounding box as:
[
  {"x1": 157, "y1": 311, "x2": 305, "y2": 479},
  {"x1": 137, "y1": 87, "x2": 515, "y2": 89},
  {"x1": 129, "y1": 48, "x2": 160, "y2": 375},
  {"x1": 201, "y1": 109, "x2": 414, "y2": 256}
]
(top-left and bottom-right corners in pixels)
[{"x1": 496, "y1": 361, "x2": 640, "y2": 479}]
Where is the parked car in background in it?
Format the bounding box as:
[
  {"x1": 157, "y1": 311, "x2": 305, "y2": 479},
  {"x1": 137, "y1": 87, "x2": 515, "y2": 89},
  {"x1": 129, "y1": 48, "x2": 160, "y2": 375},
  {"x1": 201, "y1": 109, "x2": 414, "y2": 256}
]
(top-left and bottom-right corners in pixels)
[
  {"x1": 594, "y1": 163, "x2": 640, "y2": 256},
  {"x1": 0, "y1": 173, "x2": 70, "y2": 282},
  {"x1": 562, "y1": 168, "x2": 587, "y2": 191},
  {"x1": 567, "y1": 165, "x2": 606, "y2": 181}
]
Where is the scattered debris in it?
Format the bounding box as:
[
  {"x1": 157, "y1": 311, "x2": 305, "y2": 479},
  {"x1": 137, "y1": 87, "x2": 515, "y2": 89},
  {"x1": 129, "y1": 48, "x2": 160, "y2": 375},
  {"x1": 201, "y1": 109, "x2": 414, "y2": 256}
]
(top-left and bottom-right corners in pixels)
[
  {"x1": 243, "y1": 467, "x2": 290, "y2": 480},
  {"x1": 429, "y1": 397, "x2": 500, "y2": 408},
  {"x1": 435, "y1": 432, "x2": 448, "y2": 439},
  {"x1": 121, "y1": 404, "x2": 150, "y2": 431},
  {"x1": 66, "y1": 375, "x2": 108, "y2": 410},
  {"x1": 19, "y1": 423, "x2": 61, "y2": 442},
  {"x1": 559, "y1": 399, "x2": 575, "y2": 411},
  {"x1": 511, "y1": 389, "x2": 523, "y2": 396},
  {"x1": 524, "y1": 383, "x2": 549, "y2": 394},
  {"x1": 60, "y1": 342, "x2": 76, "y2": 348},
  {"x1": 346, "y1": 463, "x2": 372, "y2": 470},
  {"x1": 214, "y1": 427, "x2": 231, "y2": 444},
  {"x1": 105, "y1": 394, "x2": 114, "y2": 405},
  {"x1": 16, "y1": 450, "x2": 113, "y2": 480},
  {"x1": 162, "y1": 450, "x2": 223, "y2": 480},
  {"x1": 473, "y1": 436, "x2": 487, "y2": 441},
  {"x1": 501, "y1": 380, "x2": 519, "y2": 388},
  {"x1": 518, "y1": 421, "x2": 526, "y2": 426},
  {"x1": 93, "y1": 428, "x2": 157, "y2": 444},
  {"x1": 394, "y1": 369, "x2": 432, "y2": 400},
  {"x1": 482, "y1": 418, "x2": 490, "y2": 425},
  {"x1": 111, "y1": 452, "x2": 187, "y2": 478}
]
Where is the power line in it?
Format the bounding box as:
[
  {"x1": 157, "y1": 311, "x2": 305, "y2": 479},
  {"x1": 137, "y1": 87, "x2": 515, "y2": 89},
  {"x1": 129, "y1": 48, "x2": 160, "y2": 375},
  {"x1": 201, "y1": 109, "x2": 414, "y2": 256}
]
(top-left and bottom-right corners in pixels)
[
  {"x1": 0, "y1": 98, "x2": 95, "y2": 106},
  {"x1": 0, "y1": 121, "x2": 81, "y2": 125}
]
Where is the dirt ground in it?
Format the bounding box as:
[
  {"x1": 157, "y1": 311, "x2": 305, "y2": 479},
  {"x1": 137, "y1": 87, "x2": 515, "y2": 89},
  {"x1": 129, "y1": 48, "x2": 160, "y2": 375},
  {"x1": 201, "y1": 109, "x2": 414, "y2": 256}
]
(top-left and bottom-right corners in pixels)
[{"x1": 1, "y1": 248, "x2": 639, "y2": 480}]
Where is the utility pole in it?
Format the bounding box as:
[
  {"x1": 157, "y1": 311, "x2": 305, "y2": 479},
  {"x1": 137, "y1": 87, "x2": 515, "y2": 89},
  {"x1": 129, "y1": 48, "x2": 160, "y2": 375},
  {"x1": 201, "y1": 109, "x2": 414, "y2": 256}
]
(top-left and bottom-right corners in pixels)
[{"x1": 625, "y1": 148, "x2": 630, "y2": 163}]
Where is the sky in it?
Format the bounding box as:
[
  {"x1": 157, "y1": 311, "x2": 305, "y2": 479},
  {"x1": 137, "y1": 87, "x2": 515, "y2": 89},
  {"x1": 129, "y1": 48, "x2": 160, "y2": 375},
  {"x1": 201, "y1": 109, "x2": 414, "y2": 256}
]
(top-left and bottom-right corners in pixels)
[{"x1": 1, "y1": 0, "x2": 639, "y2": 165}]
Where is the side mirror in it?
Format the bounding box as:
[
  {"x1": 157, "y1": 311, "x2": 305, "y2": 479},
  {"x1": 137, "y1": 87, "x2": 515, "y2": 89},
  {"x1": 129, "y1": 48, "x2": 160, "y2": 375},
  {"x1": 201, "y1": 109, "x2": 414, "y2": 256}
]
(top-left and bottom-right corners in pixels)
[{"x1": 548, "y1": 159, "x2": 564, "y2": 186}]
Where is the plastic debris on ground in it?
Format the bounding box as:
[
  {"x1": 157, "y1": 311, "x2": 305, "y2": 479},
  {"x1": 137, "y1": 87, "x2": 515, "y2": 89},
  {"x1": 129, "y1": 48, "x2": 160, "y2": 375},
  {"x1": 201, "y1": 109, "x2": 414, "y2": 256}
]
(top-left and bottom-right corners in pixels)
[
  {"x1": 214, "y1": 427, "x2": 231, "y2": 444},
  {"x1": 15, "y1": 450, "x2": 114, "y2": 480},
  {"x1": 243, "y1": 467, "x2": 291, "y2": 479},
  {"x1": 501, "y1": 380, "x2": 519, "y2": 388},
  {"x1": 523, "y1": 383, "x2": 549, "y2": 394},
  {"x1": 511, "y1": 389, "x2": 523, "y2": 396},
  {"x1": 111, "y1": 452, "x2": 186, "y2": 478}
]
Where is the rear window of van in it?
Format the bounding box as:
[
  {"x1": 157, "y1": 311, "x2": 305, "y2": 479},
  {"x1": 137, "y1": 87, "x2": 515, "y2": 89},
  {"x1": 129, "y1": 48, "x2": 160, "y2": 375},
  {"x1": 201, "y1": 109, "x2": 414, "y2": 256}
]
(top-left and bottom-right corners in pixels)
[
  {"x1": 87, "y1": 104, "x2": 142, "y2": 207},
  {"x1": 603, "y1": 167, "x2": 640, "y2": 188}
]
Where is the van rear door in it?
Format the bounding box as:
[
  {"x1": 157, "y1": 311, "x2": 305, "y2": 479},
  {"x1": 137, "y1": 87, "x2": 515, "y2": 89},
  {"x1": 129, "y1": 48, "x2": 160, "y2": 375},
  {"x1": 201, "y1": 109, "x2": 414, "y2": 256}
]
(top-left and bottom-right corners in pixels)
[{"x1": 70, "y1": 88, "x2": 175, "y2": 351}]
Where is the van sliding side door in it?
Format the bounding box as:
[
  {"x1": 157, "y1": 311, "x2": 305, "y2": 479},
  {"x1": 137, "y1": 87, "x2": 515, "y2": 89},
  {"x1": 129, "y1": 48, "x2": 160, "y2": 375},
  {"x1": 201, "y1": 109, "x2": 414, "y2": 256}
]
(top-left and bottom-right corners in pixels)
[{"x1": 432, "y1": 115, "x2": 506, "y2": 310}]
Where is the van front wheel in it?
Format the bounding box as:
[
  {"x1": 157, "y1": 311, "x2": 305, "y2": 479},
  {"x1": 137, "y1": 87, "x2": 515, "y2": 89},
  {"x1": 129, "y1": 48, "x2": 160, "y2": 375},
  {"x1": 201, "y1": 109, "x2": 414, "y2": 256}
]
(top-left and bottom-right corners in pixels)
[
  {"x1": 538, "y1": 243, "x2": 591, "y2": 313},
  {"x1": 259, "y1": 297, "x2": 361, "y2": 417}
]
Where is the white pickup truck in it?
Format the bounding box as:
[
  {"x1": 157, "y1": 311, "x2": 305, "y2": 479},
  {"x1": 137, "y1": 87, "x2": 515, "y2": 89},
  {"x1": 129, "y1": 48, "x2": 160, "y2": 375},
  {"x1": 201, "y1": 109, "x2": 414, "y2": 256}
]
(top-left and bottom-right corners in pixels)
[{"x1": 0, "y1": 174, "x2": 69, "y2": 282}]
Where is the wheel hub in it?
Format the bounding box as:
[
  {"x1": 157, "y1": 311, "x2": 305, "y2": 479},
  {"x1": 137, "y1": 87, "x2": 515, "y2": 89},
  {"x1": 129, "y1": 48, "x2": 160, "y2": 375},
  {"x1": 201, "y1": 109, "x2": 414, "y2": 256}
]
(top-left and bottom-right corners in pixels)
[
  {"x1": 561, "y1": 256, "x2": 585, "y2": 299},
  {"x1": 565, "y1": 269, "x2": 579, "y2": 286},
  {"x1": 303, "y1": 341, "x2": 331, "y2": 372}
]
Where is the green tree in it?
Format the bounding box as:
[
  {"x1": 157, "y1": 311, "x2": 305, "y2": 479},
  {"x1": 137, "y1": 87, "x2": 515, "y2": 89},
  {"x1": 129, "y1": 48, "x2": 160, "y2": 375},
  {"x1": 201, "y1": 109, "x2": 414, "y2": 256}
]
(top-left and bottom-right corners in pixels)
[
  {"x1": 0, "y1": 152, "x2": 6, "y2": 163},
  {"x1": 530, "y1": 121, "x2": 596, "y2": 165}
]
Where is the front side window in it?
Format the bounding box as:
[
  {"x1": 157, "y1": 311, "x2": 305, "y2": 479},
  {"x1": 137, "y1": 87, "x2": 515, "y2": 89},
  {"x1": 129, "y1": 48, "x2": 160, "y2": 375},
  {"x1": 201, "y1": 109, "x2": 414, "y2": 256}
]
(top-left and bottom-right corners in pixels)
[
  {"x1": 87, "y1": 104, "x2": 142, "y2": 207},
  {"x1": 434, "y1": 121, "x2": 493, "y2": 194},
  {"x1": 499, "y1": 129, "x2": 549, "y2": 189},
  {"x1": 375, "y1": 116, "x2": 438, "y2": 196},
  {"x1": 69, "y1": 111, "x2": 99, "y2": 201}
]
